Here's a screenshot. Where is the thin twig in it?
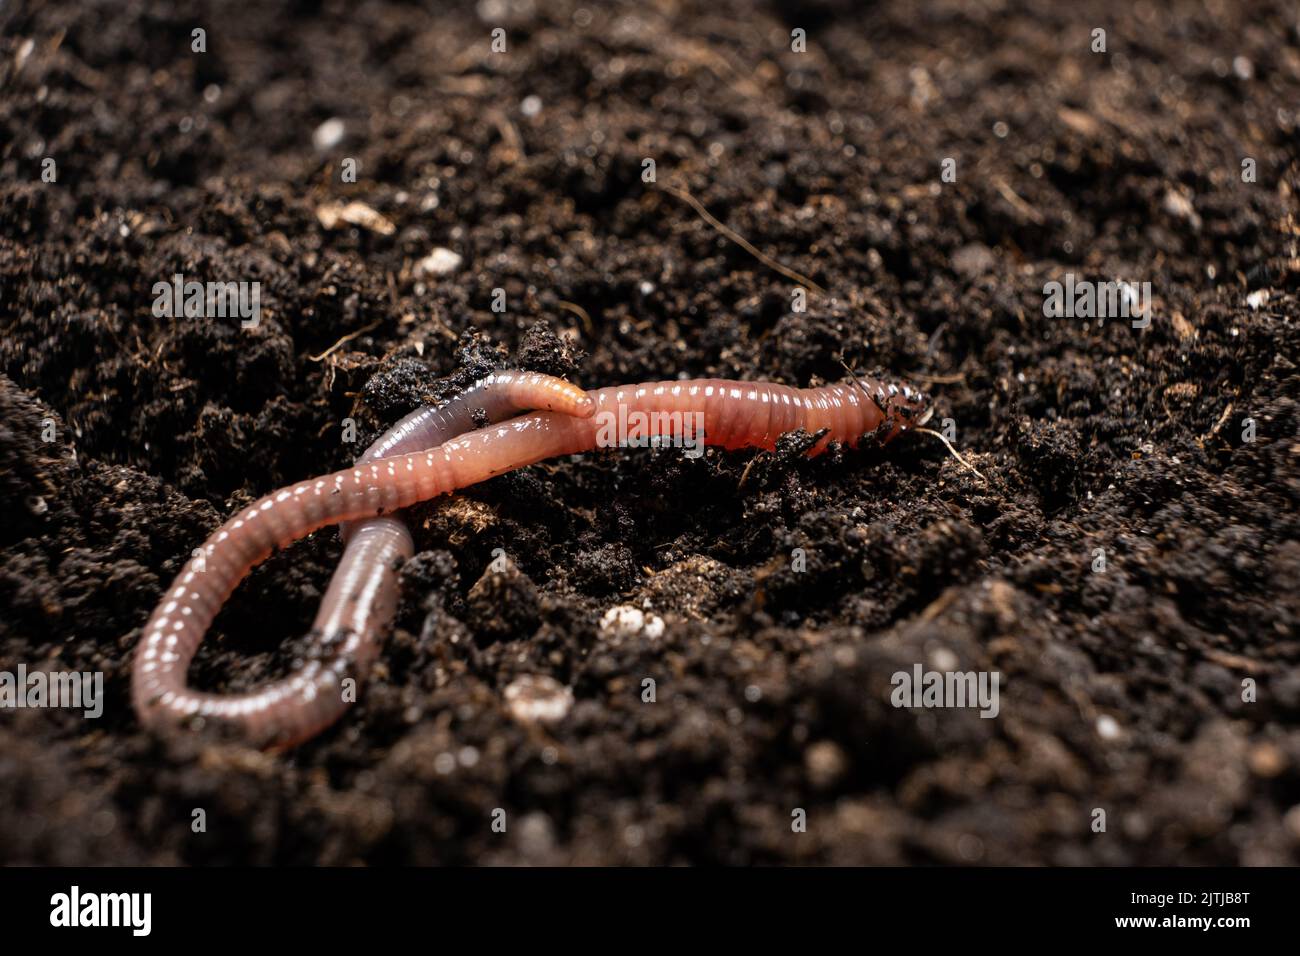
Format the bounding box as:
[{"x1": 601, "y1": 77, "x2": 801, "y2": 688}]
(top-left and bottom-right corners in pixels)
[
  {"x1": 912, "y1": 372, "x2": 966, "y2": 385},
  {"x1": 558, "y1": 300, "x2": 596, "y2": 338},
  {"x1": 993, "y1": 177, "x2": 1045, "y2": 225},
  {"x1": 1200, "y1": 400, "x2": 1235, "y2": 446},
  {"x1": 915, "y1": 427, "x2": 989, "y2": 484},
  {"x1": 307, "y1": 320, "x2": 383, "y2": 362},
  {"x1": 489, "y1": 109, "x2": 524, "y2": 163},
  {"x1": 661, "y1": 183, "x2": 827, "y2": 295}
]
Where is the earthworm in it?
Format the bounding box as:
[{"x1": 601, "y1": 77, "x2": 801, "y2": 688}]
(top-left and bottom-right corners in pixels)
[
  {"x1": 132, "y1": 371, "x2": 596, "y2": 748},
  {"x1": 132, "y1": 372, "x2": 929, "y2": 747}
]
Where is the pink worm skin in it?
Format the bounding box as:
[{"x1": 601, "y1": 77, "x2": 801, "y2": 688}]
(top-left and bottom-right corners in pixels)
[
  {"x1": 132, "y1": 371, "x2": 595, "y2": 748},
  {"x1": 131, "y1": 372, "x2": 929, "y2": 748}
]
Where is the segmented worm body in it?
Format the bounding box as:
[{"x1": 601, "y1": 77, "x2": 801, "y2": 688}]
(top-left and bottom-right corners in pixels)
[
  {"x1": 132, "y1": 371, "x2": 929, "y2": 747},
  {"x1": 132, "y1": 371, "x2": 594, "y2": 747}
]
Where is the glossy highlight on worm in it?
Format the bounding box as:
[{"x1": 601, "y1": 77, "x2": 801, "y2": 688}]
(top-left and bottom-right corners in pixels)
[
  {"x1": 132, "y1": 371, "x2": 595, "y2": 748},
  {"x1": 131, "y1": 370, "x2": 929, "y2": 748}
]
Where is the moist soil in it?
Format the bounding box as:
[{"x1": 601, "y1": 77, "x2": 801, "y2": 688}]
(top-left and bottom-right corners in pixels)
[{"x1": 1, "y1": 0, "x2": 1298, "y2": 865}]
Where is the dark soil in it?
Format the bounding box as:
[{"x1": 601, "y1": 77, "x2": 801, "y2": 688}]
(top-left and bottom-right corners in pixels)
[{"x1": 2, "y1": 0, "x2": 1298, "y2": 865}]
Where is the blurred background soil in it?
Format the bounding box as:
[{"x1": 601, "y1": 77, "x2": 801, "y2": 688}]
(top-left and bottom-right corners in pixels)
[{"x1": 1, "y1": 0, "x2": 1298, "y2": 864}]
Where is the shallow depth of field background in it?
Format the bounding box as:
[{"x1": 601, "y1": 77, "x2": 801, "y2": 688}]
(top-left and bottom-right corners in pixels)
[{"x1": 0, "y1": 0, "x2": 1297, "y2": 864}]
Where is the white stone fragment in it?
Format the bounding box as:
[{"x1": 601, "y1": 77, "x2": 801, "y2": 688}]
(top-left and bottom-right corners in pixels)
[
  {"x1": 414, "y1": 247, "x2": 463, "y2": 278},
  {"x1": 503, "y1": 675, "x2": 573, "y2": 726},
  {"x1": 600, "y1": 605, "x2": 665, "y2": 640},
  {"x1": 312, "y1": 117, "x2": 346, "y2": 150}
]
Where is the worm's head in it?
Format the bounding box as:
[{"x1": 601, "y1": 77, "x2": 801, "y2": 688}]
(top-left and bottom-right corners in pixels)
[{"x1": 856, "y1": 377, "x2": 933, "y2": 442}]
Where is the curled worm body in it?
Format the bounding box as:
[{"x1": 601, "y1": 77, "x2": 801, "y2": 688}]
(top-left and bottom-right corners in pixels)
[
  {"x1": 131, "y1": 371, "x2": 927, "y2": 747},
  {"x1": 132, "y1": 371, "x2": 594, "y2": 748},
  {"x1": 339, "y1": 370, "x2": 597, "y2": 541}
]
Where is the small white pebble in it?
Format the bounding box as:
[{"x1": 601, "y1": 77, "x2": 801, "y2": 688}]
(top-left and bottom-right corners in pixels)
[
  {"x1": 433, "y1": 752, "x2": 457, "y2": 775},
  {"x1": 312, "y1": 117, "x2": 346, "y2": 151},
  {"x1": 1246, "y1": 289, "x2": 1269, "y2": 311},
  {"x1": 521, "y1": 95, "x2": 542, "y2": 117},
  {"x1": 1097, "y1": 715, "x2": 1121, "y2": 740},
  {"x1": 518, "y1": 812, "x2": 556, "y2": 856},
  {"x1": 414, "y1": 247, "x2": 463, "y2": 278},
  {"x1": 930, "y1": 647, "x2": 958, "y2": 671},
  {"x1": 804, "y1": 740, "x2": 848, "y2": 788},
  {"x1": 503, "y1": 675, "x2": 573, "y2": 726},
  {"x1": 1161, "y1": 189, "x2": 1201, "y2": 229},
  {"x1": 600, "y1": 604, "x2": 664, "y2": 640},
  {"x1": 16, "y1": 38, "x2": 35, "y2": 72}
]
